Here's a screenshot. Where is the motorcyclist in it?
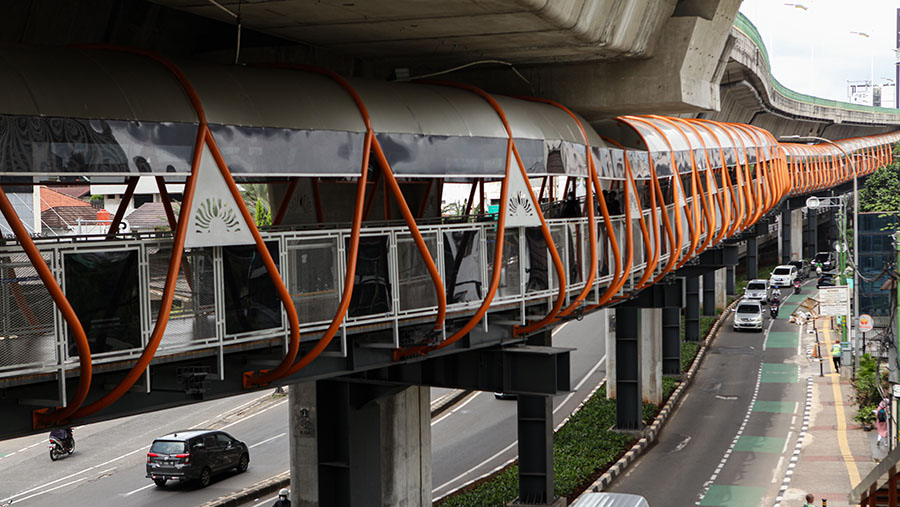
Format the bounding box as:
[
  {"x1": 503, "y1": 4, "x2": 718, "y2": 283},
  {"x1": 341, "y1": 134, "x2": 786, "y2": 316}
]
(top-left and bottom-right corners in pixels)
[
  {"x1": 272, "y1": 488, "x2": 291, "y2": 507},
  {"x1": 770, "y1": 287, "x2": 781, "y2": 305},
  {"x1": 49, "y1": 427, "x2": 73, "y2": 451}
]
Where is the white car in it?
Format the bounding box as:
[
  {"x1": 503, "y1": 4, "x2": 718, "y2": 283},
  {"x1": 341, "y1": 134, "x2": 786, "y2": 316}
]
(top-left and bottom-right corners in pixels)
[
  {"x1": 744, "y1": 279, "x2": 769, "y2": 304},
  {"x1": 733, "y1": 300, "x2": 764, "y2": 332},
  {"x1": 769, "y1": 265, "x2": 797, "y2": 289}
]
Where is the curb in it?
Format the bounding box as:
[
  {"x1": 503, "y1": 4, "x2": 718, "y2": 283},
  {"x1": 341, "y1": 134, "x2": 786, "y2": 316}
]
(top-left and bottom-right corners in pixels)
[
  {"x1": 583, "y1": 297, "x2": 741, "y2": 494},
  {"x1": 199, "y1": 471, "x2": 289, "y2": 507},
  {"x1": 203, "y1": 389, "x2": 473, "y2": 507}
]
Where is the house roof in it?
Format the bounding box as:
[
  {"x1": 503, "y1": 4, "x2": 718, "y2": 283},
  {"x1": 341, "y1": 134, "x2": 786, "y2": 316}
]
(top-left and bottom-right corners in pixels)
[
  {"x1": 40, "y1": 186, "x2": 91, "y2": 212},
  {"x1": 41, "y1": 206, "x2": 100, "y2": 228},
  {"x1": 50, "y1": 185, "x2": 91, "y2": 199},
  {"x1": 125, "y1": 202, "x2": 179, "y2": 230}
]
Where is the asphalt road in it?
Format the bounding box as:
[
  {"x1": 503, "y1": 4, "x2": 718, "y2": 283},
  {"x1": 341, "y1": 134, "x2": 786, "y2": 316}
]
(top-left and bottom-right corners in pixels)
[
  {"x1": 0, "y1": 390, "x2": 291, "y2": 507},
  {"x1": 609, "y1": 282, "x2": 812, "y2": 506},
  {"x1": 0, "y1": 310, "x2": 608, "y2": 506},
  {"x1": 431, "y1": 311, "x2": 609, "y2": 499}
]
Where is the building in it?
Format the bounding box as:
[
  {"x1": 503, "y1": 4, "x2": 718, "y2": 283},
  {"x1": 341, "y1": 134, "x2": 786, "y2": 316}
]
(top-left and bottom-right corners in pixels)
[
  {"x1": 857, "y1": 212, "x2": 899, "y2": 325},
  {"x1": 848, "y1": 81, "x2": 897, "y2": 108}
]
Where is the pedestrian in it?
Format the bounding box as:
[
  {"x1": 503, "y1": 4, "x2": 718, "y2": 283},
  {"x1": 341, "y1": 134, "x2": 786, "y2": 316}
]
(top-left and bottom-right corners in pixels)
[
  {"x1": 876, "y1": 399, "x2": 889, "y2": 447},
  {"x1": 803, "y1": 493, "x2": 815, "y2": 507},
  {"x1": 272, "y1": 488, "x2": 291, "y2": 507},
  {"x1": 831, "y1": 342, "x2": 841, "y2": 373}
]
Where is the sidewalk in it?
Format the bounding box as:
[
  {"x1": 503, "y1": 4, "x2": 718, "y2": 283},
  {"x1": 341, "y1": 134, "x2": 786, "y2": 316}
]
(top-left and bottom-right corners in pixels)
[{"x1": 784, "y1": 316, "x2": 881, "y2": 506}]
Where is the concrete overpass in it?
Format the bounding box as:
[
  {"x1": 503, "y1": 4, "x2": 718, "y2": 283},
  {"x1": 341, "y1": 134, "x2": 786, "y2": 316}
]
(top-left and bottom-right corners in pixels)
[{"x1": 1, "y1": 2, "x2": 900, "y2": 506}]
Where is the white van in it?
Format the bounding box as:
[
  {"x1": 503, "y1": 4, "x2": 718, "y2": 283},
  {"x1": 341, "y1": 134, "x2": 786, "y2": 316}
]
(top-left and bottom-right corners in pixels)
[{"x1": 571, "y1": 492, "x2": 650, "y2": 507}]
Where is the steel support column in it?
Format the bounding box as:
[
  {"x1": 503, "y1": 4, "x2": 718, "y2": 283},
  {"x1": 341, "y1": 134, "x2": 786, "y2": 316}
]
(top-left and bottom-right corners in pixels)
[
  {"x1": 782, "y1": 206, "x2": 792, "y2": 264},
  {"x1": 685, "y1": 275, "x2": 700, "y2": 342},
  {"x1": 515, "y1": 394, "x2": 559, "y2": 506},
  {"x1": 806, "y1": 210, "x2": 818, "y2": 259},
  {"x1": 662, "y1": 307, "x2": 681, "y2": 375},
  {"x1": 726, "y1": 265, "x2": 736, "y2": 297},
  {"x1": 614, "y1": 306, "x2": 642, "y2": 430},
  {"x1": 702, "y1": 270, "x2": 716, "y2": 316},
  {"x1": 747, "y1": 235, "x2": 758, "y2": 281}
]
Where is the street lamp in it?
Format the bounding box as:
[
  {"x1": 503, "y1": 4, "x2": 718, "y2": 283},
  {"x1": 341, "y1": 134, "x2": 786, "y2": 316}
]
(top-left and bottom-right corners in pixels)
[{"x1": 781, "y1": 135, "x2": 861, "y2": 374}]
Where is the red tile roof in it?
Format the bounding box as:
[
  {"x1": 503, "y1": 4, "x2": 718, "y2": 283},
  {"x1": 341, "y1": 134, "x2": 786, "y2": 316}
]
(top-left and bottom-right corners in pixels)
[{"x1": 40, "y1": 186, "x2": 91, "y2": 212}]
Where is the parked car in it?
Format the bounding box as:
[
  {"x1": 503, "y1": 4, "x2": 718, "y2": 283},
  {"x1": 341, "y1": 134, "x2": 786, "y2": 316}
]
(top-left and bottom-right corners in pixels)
[
  {"x1": 813, "y1": 251, "x2": 837, "y2": 271},
  {"x1": 788, "y1": 259, "x2": 811, "y2": 279},
  {"x1": 768, "y1": 265, "x2": 798, "y2": 288},
  {"x1": 733, "y1": 300, "x2": 764, "y2": 332},
  {"x1": 744, "y1": 279, "x2": 770, "y2": 304},
  {"x1": 146, "y1": 429, "x2": 249, "y2": 488},
  {"x1": 817, "y1": 273, "x2": 837, "y2": 288}
]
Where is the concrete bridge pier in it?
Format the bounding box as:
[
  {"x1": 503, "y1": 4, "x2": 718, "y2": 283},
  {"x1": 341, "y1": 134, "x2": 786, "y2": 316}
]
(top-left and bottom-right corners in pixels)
[{"x1": 290, "y1": 380, "x2": 431, "y2": 507}]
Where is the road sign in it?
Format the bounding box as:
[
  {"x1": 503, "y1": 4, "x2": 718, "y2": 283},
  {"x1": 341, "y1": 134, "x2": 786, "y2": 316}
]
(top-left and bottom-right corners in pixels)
[
  {"x1": 817, "y1": 286, "x2": 849, "y2": 316},
  {"x1": 859, "y1": 314, "x2": 874, "y2": 332}
]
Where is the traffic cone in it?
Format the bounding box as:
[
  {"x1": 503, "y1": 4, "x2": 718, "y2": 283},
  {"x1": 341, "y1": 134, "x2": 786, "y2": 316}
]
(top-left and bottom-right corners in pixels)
[{"x1": 812, "y1": 347, "x2": 818, "y2": 358}]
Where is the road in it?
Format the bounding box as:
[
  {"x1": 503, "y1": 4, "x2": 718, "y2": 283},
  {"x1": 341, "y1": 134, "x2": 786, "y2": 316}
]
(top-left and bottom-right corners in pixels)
[
  {"x1": 609, "y1": 282, "x2": 812, "y2": 506},
  {"x1": 431, "y1": 311, "x2": 608, "y2": 499},
  {"x1": 0, "y1": 390, "x2": 290, "y2": 506},
  {"x1": 0, "y1": 311, "x2": 607, "y2": 506}
]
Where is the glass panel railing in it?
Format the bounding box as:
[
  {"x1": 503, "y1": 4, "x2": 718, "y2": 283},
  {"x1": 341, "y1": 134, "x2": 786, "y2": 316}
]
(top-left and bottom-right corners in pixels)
[
  {"x1": 487, "y1": 228, "x2": 521, "y2": 299},
  {"x1": 222, "y1": 241, "x2": 283, "y2": 337},
  {"x1": 287, "y1": 236, "x2": 341, "y2": 326},
  {"x1": 443, "y1": 228, "x2": 484, "y2": 304},
  {"x1": 397, "y1": 232, "x2": 438, "y2": 312},
  {"x1": 0, "y1": 251, "x2": 57, "y2": 372},
  {"x1": 346, "y1": 235, "x2": 392, "y2": 318},
  {"x1": 153, "y1": 246, "x2": 217, "y2": 350}
]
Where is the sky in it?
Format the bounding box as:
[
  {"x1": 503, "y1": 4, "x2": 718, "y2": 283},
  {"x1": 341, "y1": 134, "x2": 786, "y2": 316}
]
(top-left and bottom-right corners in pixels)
[{"x1": 738, "y1": 0, "x2": 899, "y2": 103}]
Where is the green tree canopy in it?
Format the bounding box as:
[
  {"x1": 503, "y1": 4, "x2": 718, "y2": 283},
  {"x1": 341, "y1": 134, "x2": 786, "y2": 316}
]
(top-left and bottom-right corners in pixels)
[{"x1": 859, "y1": 144, "x2": 900, "y2": 213}]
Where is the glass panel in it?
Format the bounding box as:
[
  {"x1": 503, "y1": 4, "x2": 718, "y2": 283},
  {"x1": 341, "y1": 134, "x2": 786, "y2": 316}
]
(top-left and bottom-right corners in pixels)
[
  {"x1": 64, "y1": 250, "x2": 140, "y2": 355},
  {"x1": 222, "y1": 241, "x2": 281, "y2": 336},
  {"x1": 397, "y1": 233, "x2": 438, "y2": 312},
  {"x1": 152, "y1": 246, "x2": 217, "y2": 349},
  {"x1": 524, "y1": 228, "x2": 548, "y2": 294},
  {"x1": 0, "y1": 252, "x2": 56, "y2": 369},
  {"x1": 347, "y1": 235, "x2": 392, "y2": 318},
  {"x1": 443, "y1": 230, "x2": 483, "y2": 304},
  {"x1": 567, "y1": 223, "x2": 583, "y2": 287},
  {"x1": 549, "y1": 226, "x2": 566, "y2": 290},
  {"x1": 288, "y1": 237, "x2": 340, "y2": 325},
  {"x1": 487, "y1": 228, "x2": 521, "y2": 298}
]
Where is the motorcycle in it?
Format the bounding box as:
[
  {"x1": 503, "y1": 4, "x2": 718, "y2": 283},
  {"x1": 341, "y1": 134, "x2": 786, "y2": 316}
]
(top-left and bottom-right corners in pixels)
[
  {"x1": 49, "y1": 428, "x2": 74, "y2": 461},
  {"x1": 770, "y1": 303, "x2": 779, "y2": 318},
  {"x1": 793, "y1": 278, "x2": 801, "y2": 294}
]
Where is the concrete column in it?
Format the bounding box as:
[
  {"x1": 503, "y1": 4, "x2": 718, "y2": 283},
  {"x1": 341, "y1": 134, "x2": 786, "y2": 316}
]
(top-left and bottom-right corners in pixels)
[
  {"x1": 662, "y1": 307, "x2": 681, "y2": 375},
  {"x1": 515, "y1": 395, "x2": 562, "y2": 506},
  {"x1": 313, "y1": 381, "x2": 431, "y2": 507},
  {"x1": 726, "y1": 265, "x2": 736, "y2": 297},
  {"x1": 702, "y1": 270, "x2": 716, "y2": 316},
  {"x1": 746, "y1": 236, "x2": 758, "y2": 280},
  {"x1": 806, "y1": 209, "x2": 818, "y2": 258},
  {"x1": 614, "y1": 306, "x2": 642, "y2": 430},
  {"x1": 781, "y1": 207, "x2": 791, "y2": 264},
  {"x1": 290, "y1": 383, "x2": 318, "y2": 507},
  {"x1": 715, "y1": 268, "x2": 727, "y2": 310},
  {"x1": 642, "y1": 308, "x2": 662, "y2": 405},
  {"x1": 791, "y1": 208, "x2": 803, "y2": 261},
  {"x1": 685, "y1": 275, "x2": 700, "y2": 342}
]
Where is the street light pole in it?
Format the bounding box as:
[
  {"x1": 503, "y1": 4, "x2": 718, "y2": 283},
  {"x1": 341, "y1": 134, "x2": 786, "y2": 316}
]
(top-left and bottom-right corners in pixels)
[{"x1": 781, "y1": 135, "x2": 860, "y2": 375}]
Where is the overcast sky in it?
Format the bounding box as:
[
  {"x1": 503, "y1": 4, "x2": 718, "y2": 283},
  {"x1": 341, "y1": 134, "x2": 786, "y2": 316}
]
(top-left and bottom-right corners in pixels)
[{"x1": 738, "y1": 0, "x2": 899, "y2": 102}]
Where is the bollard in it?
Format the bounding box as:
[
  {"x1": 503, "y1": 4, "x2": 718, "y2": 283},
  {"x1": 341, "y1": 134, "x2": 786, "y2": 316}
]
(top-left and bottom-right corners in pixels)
[{"x1": 822, "y1": 499, "x2": 826, "y2": 507}]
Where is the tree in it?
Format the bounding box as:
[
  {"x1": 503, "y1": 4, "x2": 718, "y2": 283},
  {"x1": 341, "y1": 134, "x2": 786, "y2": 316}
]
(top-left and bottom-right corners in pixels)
[
  {"x1": 859, "y1": 144, "x2": 900, "y2": 213},
  {"x1": 241, "y1": 183, "x2": 272, "y2": 226},
  {"x1": 255, "y1": 199, "x2": 272, "y2": 227}
]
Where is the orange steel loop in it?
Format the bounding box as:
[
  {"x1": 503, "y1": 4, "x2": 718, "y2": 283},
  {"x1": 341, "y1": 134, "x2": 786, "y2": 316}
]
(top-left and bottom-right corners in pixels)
[
  {"x1": 688, "y1": 120, "x2": 733, "y2": 246},
  {"x1": 65, "y1": 46, "x2": 299, "y2": 411},
  {"x1": 672, "y1": 118, "x2": 719, "y2": 252},
  {"x1": 706, "y1": 122, "x2": 748, "y2": 237},
  {"x1": 607, "y1": 155, "x2": 635, "y2": 299},
  {"x1": 247, "y1": 64, "x2": 445, "y2": 377},
  {"x1": 395, "y1": 139, "x2": 511, "y2": 358},
  {"x1": 273, "y1": 178, "x2": 299, "y2": 226},
  {"x1": 362, "y1": 169, "x2": 382, "y2": 220},
  {"x1": 106, "y1": 176, "x2": 139, "y2": 238},
  {"x1": 586, "y1": 151, "x2": 625, "y2": 308},
  {"x1": 0, "y1": 184, "x2": 92, "y2": 427},
  {"x1": 512, "y1": 95, "x2": 597, "y2": 318}
]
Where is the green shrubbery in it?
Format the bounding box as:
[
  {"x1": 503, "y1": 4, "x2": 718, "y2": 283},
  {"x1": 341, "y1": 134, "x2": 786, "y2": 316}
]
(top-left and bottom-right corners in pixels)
[{"x1": 853, "y1": 354, "x2": 887, "y2": 426}]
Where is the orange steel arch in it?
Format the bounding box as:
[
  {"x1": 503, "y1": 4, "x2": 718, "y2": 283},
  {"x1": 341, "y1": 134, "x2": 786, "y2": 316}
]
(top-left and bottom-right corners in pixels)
[
  {"x1": 687, "y1": 120, "x2": 735, "y2": 246},
  {"x1": 511, "y1": 96, "x2": 598, "y2": 319},
  {"x1": 695, "y1": 120, "x2": 746, "y2": 238},
  {"x1": 668, "y1": 117, "x2": 722, "y2": 253},
  {"x1": 57, "y1": 46, "x2": 302, "y2": 423}
]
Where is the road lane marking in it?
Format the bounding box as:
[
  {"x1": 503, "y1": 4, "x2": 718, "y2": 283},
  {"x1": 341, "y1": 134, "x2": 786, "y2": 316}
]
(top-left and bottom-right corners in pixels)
[
  {"x1": 771, "y1": 456, "x2": 785, "y2": 483},
  {"x1": 220, "y1": 399, "x2": 288, "y2": 430},
  {"x1": 433, "y1": 440, "x2": 518, "y2": 495},
  {"x1": 553, "y1": 353, "x2": 606, "y2": 416},
  {"x1": 773, "y1": 376, "x2": 813, "y2": 505},
  {"x1": 431, "y1": 392, "x2": 481, "y2": 426},
  {"x1": 12, "y1": 477, "x2": 87, "y2": 503},
  {"x1": 124, "y1": 483, "x2": 156, "y2": 496},
  {"x1": 675, "y1": 436, "x2": 692, "y2": 452},
  {"x1": 823, "y1": 325, "x2": 861, "y2": 485},
  {"x1": 250, "y1": 432, "x2": 287, "y2": 449}
]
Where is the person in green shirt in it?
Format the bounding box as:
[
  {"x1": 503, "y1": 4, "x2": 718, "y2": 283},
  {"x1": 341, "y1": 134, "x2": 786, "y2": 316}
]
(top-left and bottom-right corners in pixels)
[{"x1": 832, "y1": 343, "x2": 842, "y2": 373}]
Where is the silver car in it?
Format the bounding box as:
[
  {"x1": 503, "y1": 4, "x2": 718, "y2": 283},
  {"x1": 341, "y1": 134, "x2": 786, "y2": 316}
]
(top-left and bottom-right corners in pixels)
[
  {"x1": 744, "y1": 279, "x2": 769, "y2": 304},
  {"x1": 768, "y1": 265, "x2": 797, "y2": 289},
  {"x1": 733, "y1": 300, "x2": 764, "y2": 332}
]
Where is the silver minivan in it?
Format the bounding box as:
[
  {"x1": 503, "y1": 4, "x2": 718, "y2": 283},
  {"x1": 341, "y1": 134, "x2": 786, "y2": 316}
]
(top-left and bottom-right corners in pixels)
[
  {"x1": 744, "y1": 279, "x2": 769, "y2": 304},
  {"x1": 769, "y1": 265, "x2": 797, "y2": 288},
  {"x1": 733, "y1": 300, "x2": 764, "y2": 332}
]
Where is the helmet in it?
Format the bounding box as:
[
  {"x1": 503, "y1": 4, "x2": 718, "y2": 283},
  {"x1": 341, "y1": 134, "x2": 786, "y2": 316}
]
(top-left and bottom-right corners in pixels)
[{"x1": 279, "y1": 488, "x2": 289, "y2": 497}]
